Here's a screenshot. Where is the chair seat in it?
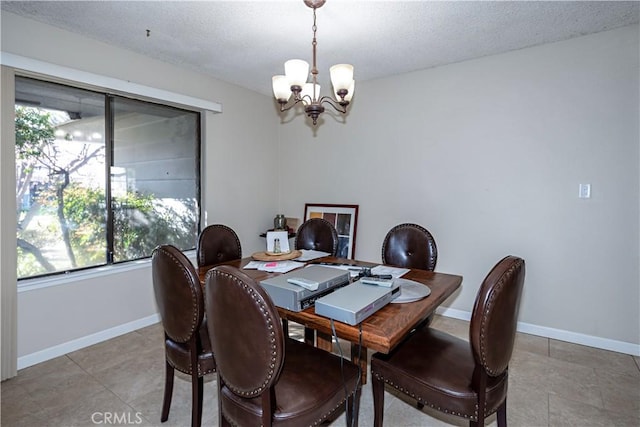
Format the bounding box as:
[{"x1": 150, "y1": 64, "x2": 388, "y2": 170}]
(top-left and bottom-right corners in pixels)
[
  {"x1": 165, "y1": 321, "x2": 215, "y2": 377},
  {"x1": 221, "y1": 338, "x2": 360, "y2": 427},
  {"x1": 371, "y1": 327, "x2": 507, "y2": 420}
]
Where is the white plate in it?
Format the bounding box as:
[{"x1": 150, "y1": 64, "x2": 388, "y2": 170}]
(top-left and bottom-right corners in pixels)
[{"x1": 390, "y1": 278, "x2": 431, "y2": 303}]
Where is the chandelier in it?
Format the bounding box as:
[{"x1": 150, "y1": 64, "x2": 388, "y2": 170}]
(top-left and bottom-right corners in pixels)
[{"x1": 272, "y1": 0, "x2": 354, "y2": 125}]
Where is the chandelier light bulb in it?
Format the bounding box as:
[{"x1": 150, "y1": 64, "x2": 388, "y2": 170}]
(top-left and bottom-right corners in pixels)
[
  {"x1": 272, "y1": 75, "x2": 292, "y2": 101},
  {"x1": 329, "y1": 64, "x2": 354, "y2": 92},
  {"x1": 284, "y1": 59, "x2": 310, "y2": 88}
]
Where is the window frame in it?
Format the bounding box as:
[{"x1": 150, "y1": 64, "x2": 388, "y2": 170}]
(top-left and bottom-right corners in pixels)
[{"x1": 14, "y1": 73, "x2": 204, "y2": 281}]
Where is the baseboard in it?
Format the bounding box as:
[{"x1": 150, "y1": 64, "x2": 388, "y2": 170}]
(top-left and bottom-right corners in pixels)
[
  {"x1": 17, "y1": 307, "x2": 640, "y2": 370},
  {"x1": 17, "y1": 314, "x2": 160, "y2": 370},
  {"x1": 437, "y1": 307, "x2": 640, "y2": 357}
]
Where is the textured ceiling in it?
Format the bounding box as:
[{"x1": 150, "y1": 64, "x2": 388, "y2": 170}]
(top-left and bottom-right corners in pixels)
[{"x1": 2, "y1": 1, "x2": 639, "y2": 96}]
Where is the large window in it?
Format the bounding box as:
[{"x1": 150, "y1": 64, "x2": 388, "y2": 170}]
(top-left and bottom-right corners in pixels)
[{"x1": 15, "y1": 77, "x2": 200, "y2": 280}]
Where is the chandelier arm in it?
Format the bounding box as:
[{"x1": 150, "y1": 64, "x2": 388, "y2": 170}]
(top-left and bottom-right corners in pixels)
[
  {"x1": 319, "y1": 96, "x2": 349, "y2": 114},
  {"x1": 278, "y1": 93, "x2": 318, "y2": 112},
  {"x1": 278, "y1": 98, "x2": 305, "y2": 113}
]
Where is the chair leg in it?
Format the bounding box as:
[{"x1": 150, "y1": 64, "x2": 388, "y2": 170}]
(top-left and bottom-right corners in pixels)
[
  {"x1": 469, "y1": 417, "x2": 484, "y2": 427},
  {"x1": 217, "y1": 373, "x2": 226, "y2": 427},
  {"x1": 304, "y1": 327, "x2": 315, "y2": 345},
  {"x1": 191, "y1": 371, "x2": 203, "y2": 427},
  {"x1": 497, "y1": 399, "x2": 507, "y2": 427},
  {"x1": 472, "y1": 370, "x2": 487, "y2": 427},
  {"x1": 161, "y1": 361, "x2": 174, "y2": 422},
  {"x1": 346, "y1": 387, "x2": 361, "y2": 427},
  {"x1": 371, "y1": 375, "x2": 385, "y2": 427}
]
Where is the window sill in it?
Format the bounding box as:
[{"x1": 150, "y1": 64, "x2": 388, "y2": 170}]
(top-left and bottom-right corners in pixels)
[{"x1": 18, "y1": 250, "x2": 197, "y2": 293}]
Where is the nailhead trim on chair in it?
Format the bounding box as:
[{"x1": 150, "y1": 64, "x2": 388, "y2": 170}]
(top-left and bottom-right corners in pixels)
[
  {"x1": 197, "y1": 224, "x2": 242, "y2": 267},
  {"x1": 197, "y1": 363, "x2": 215, "y2": 377},
  {"x1": 215, "y1": 270, "x2": 278, "y2": 397},
  {"x1": 478, "y1": 259, "x2": 523, "y2": 377},
  {"x1": 166, "y1": 357, "x2": 215, "y2": 377},
  {"x1": 371, "y1": 371, "x2": 493, "y2": 421},
  {"x1": 381, "y1": 223, "x2": 437, "y2": 270},
  {"x1": 224, "y1": 407, "x2": 350, "y2": 427},
  {"x1": 310, "y1": 396, "x2": 350, "y2": 427},
  {"x1": 158, "y1": 247, "x2": 199, "y2": 344},
  {"x1": 295, "y1": 218, "x2": 339, "y2": 256}
]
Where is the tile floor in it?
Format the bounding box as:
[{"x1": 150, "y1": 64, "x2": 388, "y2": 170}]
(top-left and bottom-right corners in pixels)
[{"x1": 2, "y1": 315, "x2": 639, "y2": 426}]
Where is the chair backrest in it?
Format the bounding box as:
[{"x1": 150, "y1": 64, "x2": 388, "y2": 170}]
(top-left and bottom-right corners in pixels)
[
  {"x1": 381, "y1": 223, "x2": 438, "y2": 271},
  {"x1": 205, "y1": 265, "x2": 285, "y2": 397},
  {"x1": 294, "y1": 218, "x2": 339, "y2": 256},
  {"x1": 470, "y1": 255, "x2": 525, "y2": 377},
  {"x1": 196, "y1": 224, "x2": 242, "y2": 267},
  {"x1": 152, "y1": 244, "x2": 204, "y2": 343}
]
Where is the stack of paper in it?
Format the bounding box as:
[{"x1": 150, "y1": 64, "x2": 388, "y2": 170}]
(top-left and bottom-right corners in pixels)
[
  {"x1": 294, "y1": 249, "x2": 331, "y2": 262},
  {"x1": 243, "y1": 260, "x2": 304, "y2": 273}
]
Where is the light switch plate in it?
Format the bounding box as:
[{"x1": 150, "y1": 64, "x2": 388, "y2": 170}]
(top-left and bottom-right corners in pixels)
[{"x1": 579, "y1": 183, "x2": 591, "y2": 199}]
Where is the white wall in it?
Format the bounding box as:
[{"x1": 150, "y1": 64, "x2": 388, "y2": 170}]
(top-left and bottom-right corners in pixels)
[
  {"x1": 277, "y1": 25, "x2": 640, "y2": 350},
  {"x1": 1, "y1": 12, "x2": 279, "y2": 367}
]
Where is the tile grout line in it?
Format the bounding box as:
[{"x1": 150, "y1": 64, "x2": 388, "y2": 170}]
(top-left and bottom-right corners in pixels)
[
  {"x1": 547, "y1": 392, "x2": 551, "y2": 426},
  {"x1": 66, "y1": 352, "x2": 145, "y2": 421},
  {"x1": 546, "y1": 337, "x2": 550, "y2": 358},
  {"x1": 7, "y1": 372, "x2": 49, "y2": 424}
]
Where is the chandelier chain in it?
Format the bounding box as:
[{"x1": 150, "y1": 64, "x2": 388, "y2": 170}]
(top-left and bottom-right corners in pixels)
[{"x1": 311, "y1": 7, "x2": 319, "y2": 99}]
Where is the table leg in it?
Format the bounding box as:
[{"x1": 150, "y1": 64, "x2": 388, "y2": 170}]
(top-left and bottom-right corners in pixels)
[
  {"x1": 351, "y1": 343, "x2": 368, "y2": 385},
  {"x1": 316, "y1": 331, "x2": 333, "y2": 352}
]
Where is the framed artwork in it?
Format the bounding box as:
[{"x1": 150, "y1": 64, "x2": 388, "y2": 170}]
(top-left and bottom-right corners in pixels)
[{"x1": 304, "y1": 203, "x2": 359, "y2": 259}]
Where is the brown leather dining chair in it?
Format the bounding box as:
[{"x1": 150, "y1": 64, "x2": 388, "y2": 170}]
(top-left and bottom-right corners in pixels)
[
  {"x1": 196, "y1": 224, "x2": 242, "y2": 267},
  {"x1": 204, "y1": 265, "x2": 361, "y2": 426},
  {"x1": 382, "y1": 223, "x2": 438, "y2": 329},
  {"x1": 371, "y1": 255, "x2": 525, "y2": 427},
  {"x1": 294, "y1": 218, "x2": 339, "y2": 256},
  {"x1": 381, "y1": 223, "x2": 438, "y2": 271},
  {"x1": 151, "y1": 245, "x2": 216, "y2": 427}
]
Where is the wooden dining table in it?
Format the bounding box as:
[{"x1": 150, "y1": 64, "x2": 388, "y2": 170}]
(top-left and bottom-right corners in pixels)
[{"x1": 198, "y1": 256, "x2": 462, "y2": 384}]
